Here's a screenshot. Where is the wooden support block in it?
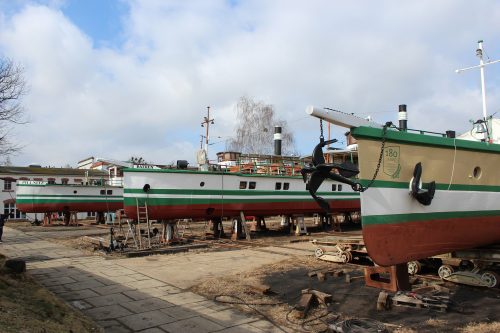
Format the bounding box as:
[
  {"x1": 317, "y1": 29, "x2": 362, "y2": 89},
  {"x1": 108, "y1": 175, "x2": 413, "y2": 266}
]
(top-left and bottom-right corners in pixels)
[
  {"x1": 308, "y1": 270, "x2": 319, "y2": 277},
  {"x1": 295, "y1": 293, "x2": 314, "y2": 319},
  {"x1": 432, "y1": 284, "x2": 450, "y2": 294},
  {"x1": 331, "y1": 270, "x2": 344, "y2": 277},
  {"x1": 301, "y1": 289, "x2": 332, "y2": 305},
  {"x1": 377, "y1": 291, "x2": 390, "y2": 311},
  {"x1": 317, "y1": 272, "x2": 326, "y2": 282},
  {"x1": 412, "y1": 286, "x2": 436, "y2": 294}
]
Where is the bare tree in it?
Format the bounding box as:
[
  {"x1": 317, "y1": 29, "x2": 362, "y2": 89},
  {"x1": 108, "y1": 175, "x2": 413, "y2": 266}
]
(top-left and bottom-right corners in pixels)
[
  {"x1": 0, "y1": 58, "x2": 27, "y2": 157},
  {"x1": 227, "y1": 96, "x2": 297, "y2": 155}
]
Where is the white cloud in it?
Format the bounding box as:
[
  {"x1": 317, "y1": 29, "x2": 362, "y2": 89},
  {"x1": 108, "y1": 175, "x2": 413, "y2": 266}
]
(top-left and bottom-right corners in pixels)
[{"x1": 0, "y1": 0, "x2": 499, "y2": 167}]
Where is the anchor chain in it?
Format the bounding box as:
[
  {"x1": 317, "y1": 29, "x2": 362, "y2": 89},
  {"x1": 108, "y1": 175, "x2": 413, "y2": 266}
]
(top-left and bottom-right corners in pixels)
[{"x1": 356, "y1": 121, "x2": 393, "y2": 192}]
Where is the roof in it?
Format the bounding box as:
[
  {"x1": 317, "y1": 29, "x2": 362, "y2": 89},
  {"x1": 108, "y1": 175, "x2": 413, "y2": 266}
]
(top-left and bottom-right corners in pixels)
[{"x1": 0, "y1": 166, "x2": 107, "y2": 177}]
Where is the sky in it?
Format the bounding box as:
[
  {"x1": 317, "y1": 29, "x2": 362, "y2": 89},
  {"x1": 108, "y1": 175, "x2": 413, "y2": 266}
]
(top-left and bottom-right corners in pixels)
[{"x1": 1, "y1": 0, "x2": 500, "y2": 167}]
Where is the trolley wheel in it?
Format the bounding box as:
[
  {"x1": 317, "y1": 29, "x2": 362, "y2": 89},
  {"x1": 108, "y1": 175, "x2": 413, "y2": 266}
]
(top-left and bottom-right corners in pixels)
[
  {"x1": 481, "y1": 271, "x2": 500, "y2": 288},
  {"x1": 407, "y1": 261, "x2": 422, "y2": 275},
  {"x1": 339, "y1": 251, "x2": 352, "y2": 263},
  {"x1": 314, "y1": 247, "x2": 325, "y2": 258},
  {"x1": 438, "y1": 264, "x2": 454, "y2": 279}
]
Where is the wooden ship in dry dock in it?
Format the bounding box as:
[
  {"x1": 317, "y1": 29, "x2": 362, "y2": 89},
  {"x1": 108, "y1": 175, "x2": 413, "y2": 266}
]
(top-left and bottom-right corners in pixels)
[{"x1": 304, "y1": 41, "x2": 500, "y2": 274}]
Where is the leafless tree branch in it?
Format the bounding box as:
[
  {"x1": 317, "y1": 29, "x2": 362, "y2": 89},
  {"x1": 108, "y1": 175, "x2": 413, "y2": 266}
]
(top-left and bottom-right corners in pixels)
[{"x1": 227, "y1": 96, "x2": 297, "y2": 155}]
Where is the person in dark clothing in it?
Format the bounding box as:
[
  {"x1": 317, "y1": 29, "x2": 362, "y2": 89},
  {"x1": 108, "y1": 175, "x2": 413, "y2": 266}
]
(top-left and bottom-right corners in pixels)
[{"x1": 0, "y1": 213, "x2": 5, "y2": 243}]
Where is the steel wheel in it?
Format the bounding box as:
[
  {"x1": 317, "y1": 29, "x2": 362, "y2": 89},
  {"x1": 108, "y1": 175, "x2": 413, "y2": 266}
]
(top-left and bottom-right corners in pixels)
[
  {"x1": 438, "y1": 265, "x2": 454, "y2": 279},
  {"x1": 481, "y1": 271, "x2": 499, "y2": 288},
  {"x1": 407, "y1": 261, "x2": 422, "y2": 275},
  {"x1": 339, "y1": 251, "x2": 352, "y2": 263},
  {"x1": 314, "y1": 247, "x2": 325, "y2": 258}
]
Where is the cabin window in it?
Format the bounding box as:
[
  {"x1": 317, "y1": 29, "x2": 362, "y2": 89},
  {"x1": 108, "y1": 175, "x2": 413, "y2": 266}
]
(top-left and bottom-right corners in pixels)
[
  {"x1": 34, "y1": 178, "x2": 43, "y2": 181},
  {"x1": 107, "y1": 190, "x2": 113, "y2": 195},
  {"x1": 61, "y1": 178, "x2": 69, "y2": 185},
  {"x1": 249, "y1": 181, "x2": 256, "y2": 190},
  {"x1": 338, "y1": 184, "x2": 343, "y2": 191},
  {"x1": 275, "y1": 182, "x2": 282, "y2": 190},
  {"x1": 473, "y1": 166, "x2": 482, "y2": 179},
  {"x1": 47, "y1": 179, "x2": 56, "y2": 185},
  {"x1": 284, "y1": 182, "x2": 290, "y2": 190},
  {"x1": 74, "y1": 178, "x2": 82, "y2": 183},
  {"x1": 200, "y1": 181, "x2": 205, "y2": 187},
  {"x1": 100, "y1": 190, "x2": 106, "y2": 195},
  {"x1": 332, "y1": 184, "x2": 337, "y2": 191},
  {"x1": 3, "y1": 180, "x2": 12, "y2": 191},
  {"x1": 239, "y1": 181, "x2": 247, "y2": 189}
]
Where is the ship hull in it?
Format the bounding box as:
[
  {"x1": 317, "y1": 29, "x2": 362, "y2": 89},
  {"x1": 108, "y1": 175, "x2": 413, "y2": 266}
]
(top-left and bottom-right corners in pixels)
[
  {"x1": 123, "y1": 169, "x2": 360, "y2": 220},
  {"x1": 352, "y1": 126, "x2": 500, "y2": 266},
  {"x1": 16, "y1": 182, "x2": 123, "y2": 213}
]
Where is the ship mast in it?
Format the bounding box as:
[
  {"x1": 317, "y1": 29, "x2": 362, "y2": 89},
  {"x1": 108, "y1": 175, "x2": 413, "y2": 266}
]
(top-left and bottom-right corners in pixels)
[{"x1": 456, "y1": 40, "x2": 500, "y2": 141}]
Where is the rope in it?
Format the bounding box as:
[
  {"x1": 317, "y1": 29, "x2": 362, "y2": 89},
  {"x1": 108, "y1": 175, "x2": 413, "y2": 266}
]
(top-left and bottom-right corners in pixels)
[{"x1": 339, "y1": 318, "x2": 387, "y2": 332}]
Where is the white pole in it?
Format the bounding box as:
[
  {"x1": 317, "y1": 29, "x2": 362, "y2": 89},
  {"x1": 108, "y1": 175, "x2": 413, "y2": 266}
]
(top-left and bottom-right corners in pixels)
[{"x1": 477, "y1": 40, "x2": 488, "y2": 120}]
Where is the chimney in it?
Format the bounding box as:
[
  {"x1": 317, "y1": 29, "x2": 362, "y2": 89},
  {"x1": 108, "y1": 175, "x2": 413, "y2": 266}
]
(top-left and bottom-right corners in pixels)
[
  {"x1": 398, "y1": 104, "x2": 407, "y2": 131},
  {"x1": 274, "y1": 126, "x2": 282, "y2": 156}
]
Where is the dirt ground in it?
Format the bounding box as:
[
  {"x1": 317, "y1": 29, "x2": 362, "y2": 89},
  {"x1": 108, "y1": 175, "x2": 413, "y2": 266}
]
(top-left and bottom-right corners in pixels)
[
  {"x1": 0, "y1": 254, "x2": 102, "y2": 333},
  {"x1": 5, "y1": 218, "x2": 500, "y2": 332}
]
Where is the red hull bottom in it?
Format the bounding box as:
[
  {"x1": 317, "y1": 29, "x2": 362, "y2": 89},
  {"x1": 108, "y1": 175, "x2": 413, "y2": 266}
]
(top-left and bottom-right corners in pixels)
[
  {"x1": 124, "y1": 200, "x2": 360, "y2": 220},
  {"x1": 363, "y1": 216, "x2": 500, "y2": 266},
  {"x1": 17, "y1": 203, "x2": 123, "y2": 213}
]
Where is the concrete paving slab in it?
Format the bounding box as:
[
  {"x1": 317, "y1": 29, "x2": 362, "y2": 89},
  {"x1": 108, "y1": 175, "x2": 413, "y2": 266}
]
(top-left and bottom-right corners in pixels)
[
  {"x1": 160, "y1": 316, "x2": 225, "y2": 333},
  {"x1": 138, "y1": 328, "x2": 167, "y2": 333},
  {"x1": 92, "y1": 283, "x2": 133, "y2": 296},
  {"x1": 120, "y1": 298, "x2": 174, "y2": 313},
  {"x1": 59, "y1": 289, "x2": 100, "y2": 301},
  {"x1": 124, "y1": 279, "x2": 167, "y2": 290},
  {"x1": 203, "y1": 309, "x2": 259, "y2": 328},
  {"x1": 64, "y1": 279, "x2": 106, "y2": 291},
  {"x1": 69, "y1": 300, "x2": 93, "y2": 311},
  {"x1": 159, "y1": 291, "x2": 206, "y2": 306},
  {"x1": 159, "y1": 305, "x2": 199, "y2": 320},
  {"x1": 249, "y1": 320, "x2": 290, "y2": 333},
  {"x1": 85, "y1": 293, "x2": 134, "y2": 307},
  {"x1": 37, "y1": 276, "x2": 77, "y2": 286},
  {"x1": 117, "y1": 310, "x2": 176, "y2": 331},
  {"x1": 216, "y1": 323, "x2": 266, "y2": 333},
  {"x1": 85, "y1": 304, "x2": 134, "y2": 321}
]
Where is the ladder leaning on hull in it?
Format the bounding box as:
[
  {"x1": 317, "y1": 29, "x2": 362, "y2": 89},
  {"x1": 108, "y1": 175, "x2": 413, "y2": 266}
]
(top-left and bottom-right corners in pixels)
[{"x1": 136, "y1": 198, "x2": 152, "y2": 249}]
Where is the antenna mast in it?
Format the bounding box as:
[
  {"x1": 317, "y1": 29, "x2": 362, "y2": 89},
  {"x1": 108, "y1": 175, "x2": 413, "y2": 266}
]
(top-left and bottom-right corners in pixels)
[
  {"x1": 456, "y1": 40, "x2": 500, "y2": 141},
  {"x1": 201, "y1": 106, "x2": 215, "y2": 158}
]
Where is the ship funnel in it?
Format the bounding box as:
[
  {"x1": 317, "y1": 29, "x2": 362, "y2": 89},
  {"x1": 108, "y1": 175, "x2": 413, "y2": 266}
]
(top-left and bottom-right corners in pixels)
[
  {"x1": 274, "y1": 126, "x2": 282, "y2": 156},
  {"x1": 398, "y1": 104, "x2": 407, "y2": 131}
]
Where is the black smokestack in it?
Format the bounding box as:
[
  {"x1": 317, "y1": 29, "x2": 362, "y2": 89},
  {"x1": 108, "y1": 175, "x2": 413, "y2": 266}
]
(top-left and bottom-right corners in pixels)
[
  {"x1": 274, "y1": 126, "x2": 282, "y2": 156},
  {"x1": 398, "y1": 104, "x2": 407, "y2": 131}
]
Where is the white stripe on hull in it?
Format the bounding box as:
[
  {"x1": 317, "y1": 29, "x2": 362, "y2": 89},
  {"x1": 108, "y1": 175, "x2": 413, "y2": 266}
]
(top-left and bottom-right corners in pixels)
[{"x1": 361, "y1": 187, "x2": 500, "y2": 216}]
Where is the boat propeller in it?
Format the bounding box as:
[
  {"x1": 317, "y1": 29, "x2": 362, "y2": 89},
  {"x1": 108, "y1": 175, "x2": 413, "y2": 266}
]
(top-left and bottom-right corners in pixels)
[
  {"x1": 301, "y1": 138, "x2": 362, "y2": 213},
  {"x1": 410, "y1": 162, "x2": 435, "y2": 206}
]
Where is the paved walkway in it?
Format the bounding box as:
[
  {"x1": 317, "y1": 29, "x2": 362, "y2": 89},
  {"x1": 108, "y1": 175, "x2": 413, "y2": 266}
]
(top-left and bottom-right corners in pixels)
[{"x1": 1, "y1": 226, "x2": 303, "y2": 332}]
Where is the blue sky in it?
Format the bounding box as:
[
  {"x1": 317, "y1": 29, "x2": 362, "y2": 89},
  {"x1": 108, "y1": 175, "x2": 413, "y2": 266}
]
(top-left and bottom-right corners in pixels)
[
  {"x1": 1, "y1": 1, "x2": 500, "y2": 166},
  {"x1": 60, "y1": 0, "x2": 128, "y2": 48}
]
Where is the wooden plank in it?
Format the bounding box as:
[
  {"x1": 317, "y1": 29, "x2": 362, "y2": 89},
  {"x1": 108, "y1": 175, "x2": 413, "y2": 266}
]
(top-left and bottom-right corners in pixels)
[{"x1": 295, "y1": 293, "x2": 314, "y2": 319}]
